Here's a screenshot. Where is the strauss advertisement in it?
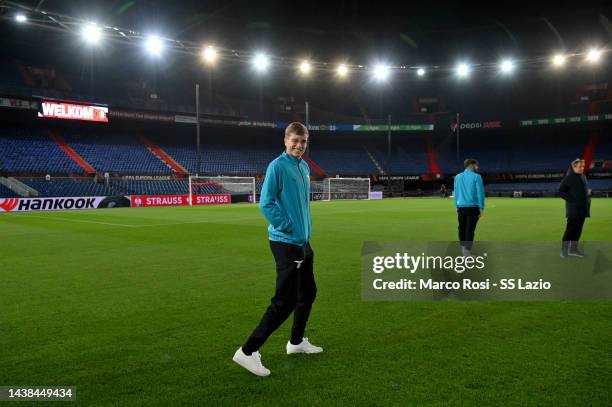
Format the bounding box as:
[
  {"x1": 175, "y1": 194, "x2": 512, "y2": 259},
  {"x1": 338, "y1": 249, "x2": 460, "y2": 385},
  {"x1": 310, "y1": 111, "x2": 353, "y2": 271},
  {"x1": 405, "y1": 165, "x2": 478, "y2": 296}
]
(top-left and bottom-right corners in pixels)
[
  {"x1": 130, "y1": 194, "x2": 231, "y2": 207},
  {"x1": 0, "y1": 194, "x2": 231, "y2": 212}
]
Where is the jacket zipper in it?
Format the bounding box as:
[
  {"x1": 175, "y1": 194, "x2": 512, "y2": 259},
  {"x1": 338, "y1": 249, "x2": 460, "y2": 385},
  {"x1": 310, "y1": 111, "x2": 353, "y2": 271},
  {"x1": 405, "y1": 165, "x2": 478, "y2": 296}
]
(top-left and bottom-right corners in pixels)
[
  {"x1": 297, "y1": 161, "x2": 308, "y2": 201},
  {"x1": 297, "y1": 161, "x2": 309, "y2": 241}
]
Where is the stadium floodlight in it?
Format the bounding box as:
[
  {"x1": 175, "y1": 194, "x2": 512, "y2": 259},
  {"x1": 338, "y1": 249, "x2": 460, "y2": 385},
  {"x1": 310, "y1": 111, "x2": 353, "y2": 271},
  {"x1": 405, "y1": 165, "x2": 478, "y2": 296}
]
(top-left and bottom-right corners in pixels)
[
  {"x1": 417, "y1": 67, "x2": 426, "y2": 76},
  {"x1": 202, "y1": 45, "x2": 217, "y2": 65},
  {"x1": 299, "y1": 60, "x2": 312, "y2": 75},
  {"x1": 336, "y1": 63, "x2": 349, "y2": 77},
  {"x1": 500, "y1": 59, "x2": 514, "y2": 74},
  {"x1": 81, "y1": 22, "x2": 102, "y2": 45},
  {"x1": 373, "y1": 64, "x2": 390, "y2": 81},
  {"x1": 15, "y1": 14, "x2": 27, "y2": 23},
  {"x1": 252, "y1": 52, "x2": 270, "y2": 73},
  {"x1": 585, "y1": 48, "x2": 602, "y2": 63},
  {"x1": 552, "y1": 54, "x2": 567, "y2": 67},
  {"x1": 456, "y1": 62, "x2": 470, "y2": 78},
  {"x1": 145, "y1": 35, "x2": 163, "y2": 57}
]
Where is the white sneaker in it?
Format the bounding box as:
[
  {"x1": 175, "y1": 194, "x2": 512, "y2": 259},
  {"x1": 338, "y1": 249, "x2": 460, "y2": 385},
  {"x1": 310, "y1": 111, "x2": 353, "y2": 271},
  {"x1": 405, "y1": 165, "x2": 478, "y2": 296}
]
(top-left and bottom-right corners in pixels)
[
  {"x1": 232, "y1": 348, "x2": 270, "y2": 377},
  {"x1": 461, "y1": 247, "x2": 473, "y2": 258},
  {"x1": 286, "y1": 337, "x2": 324, "y2": 354}
]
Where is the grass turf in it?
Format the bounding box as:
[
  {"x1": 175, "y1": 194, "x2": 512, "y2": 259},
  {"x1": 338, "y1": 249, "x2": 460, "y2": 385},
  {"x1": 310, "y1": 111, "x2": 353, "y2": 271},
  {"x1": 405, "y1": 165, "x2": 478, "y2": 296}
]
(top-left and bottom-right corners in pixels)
[{"x1": 1, "y1": 198, "x2": 611, "y2": 406}]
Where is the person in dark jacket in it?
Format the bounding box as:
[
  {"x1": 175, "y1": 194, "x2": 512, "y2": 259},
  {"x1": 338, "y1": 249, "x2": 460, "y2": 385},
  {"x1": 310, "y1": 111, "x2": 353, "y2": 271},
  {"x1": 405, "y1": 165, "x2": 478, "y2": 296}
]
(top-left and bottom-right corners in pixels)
[{"x1": 558, "y1": 158, "x2": 591, "y2": 257}]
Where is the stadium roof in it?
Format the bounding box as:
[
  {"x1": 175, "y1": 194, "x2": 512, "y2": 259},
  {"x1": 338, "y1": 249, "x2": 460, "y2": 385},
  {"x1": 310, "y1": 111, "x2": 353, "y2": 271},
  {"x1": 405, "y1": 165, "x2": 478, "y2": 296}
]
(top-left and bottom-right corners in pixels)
[
  {"x1": 3, "y1": 0, "x2": 611, "y2": 65},
  {"x1": 1, "y1": 1, "x2": 611, "y2": 119}
]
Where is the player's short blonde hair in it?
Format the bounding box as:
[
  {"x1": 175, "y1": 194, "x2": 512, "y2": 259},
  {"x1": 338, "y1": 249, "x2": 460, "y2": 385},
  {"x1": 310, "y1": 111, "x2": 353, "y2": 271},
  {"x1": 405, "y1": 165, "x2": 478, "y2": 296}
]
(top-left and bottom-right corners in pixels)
[{"x1": 285, "y1": 122, "x2": 309, "y2": 138}]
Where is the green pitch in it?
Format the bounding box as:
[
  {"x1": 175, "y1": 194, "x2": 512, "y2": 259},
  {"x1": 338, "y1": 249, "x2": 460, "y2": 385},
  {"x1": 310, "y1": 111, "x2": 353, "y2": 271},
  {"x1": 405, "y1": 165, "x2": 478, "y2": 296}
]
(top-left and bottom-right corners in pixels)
[{"x1": 1, "y1": 198, "x2": 611, "y2": 406}]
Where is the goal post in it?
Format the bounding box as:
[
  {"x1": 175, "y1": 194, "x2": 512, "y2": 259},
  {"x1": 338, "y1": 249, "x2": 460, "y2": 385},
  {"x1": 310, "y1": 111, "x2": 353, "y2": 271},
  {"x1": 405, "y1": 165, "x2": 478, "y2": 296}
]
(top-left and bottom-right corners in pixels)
[
  {"x1": 322, "y1": 177, "x2": 371, "y2": 201},
  {"x1": 188, "y1": 176, "x2": 256, "y2": 205}
]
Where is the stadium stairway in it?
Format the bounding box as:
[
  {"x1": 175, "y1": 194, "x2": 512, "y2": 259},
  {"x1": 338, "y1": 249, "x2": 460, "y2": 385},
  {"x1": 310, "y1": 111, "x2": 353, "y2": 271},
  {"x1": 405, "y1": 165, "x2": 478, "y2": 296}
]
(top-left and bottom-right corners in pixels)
[
  {"x1": 47, "y1": 131, "x2": 96, "y2": 174},
  {"x1": 302, "y1": 153, "x2": 326, "y2": 179},
  {"x1": 0, "y1": 182, "x2": 20, "y2": 198},
  {"x1": 426, "y1": 140, "x2": 441, "y2": 175},
  {"x1": 581, "y1": 134, "x2": 599, "y2": 174},
  {"x1": 363, "y1": 145, "x2": 385, "y2": 175},
  {"x1": 581, "y1": 99, "x2": 601, "y2": 174},
  {"x1": 0, "y1": 176, "x2": 39, "y2": 197},
  {"x1": 141, "y1": 137, "x2": 188, "y2": 176}
]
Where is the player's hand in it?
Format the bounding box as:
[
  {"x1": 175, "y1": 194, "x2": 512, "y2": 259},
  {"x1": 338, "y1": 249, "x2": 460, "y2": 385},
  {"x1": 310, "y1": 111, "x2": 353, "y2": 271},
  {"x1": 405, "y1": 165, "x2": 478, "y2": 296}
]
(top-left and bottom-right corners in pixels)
[{"x1": 479, "y1": 209, "x2": 484, "y2": 217}]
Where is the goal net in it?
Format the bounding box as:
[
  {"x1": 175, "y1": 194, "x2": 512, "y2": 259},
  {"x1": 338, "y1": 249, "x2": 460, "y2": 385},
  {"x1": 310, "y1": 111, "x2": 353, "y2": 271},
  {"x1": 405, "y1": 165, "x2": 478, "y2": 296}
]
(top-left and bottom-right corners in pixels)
[
  {"x1": 322, "y1": 177, "x2": 371, "y2": 200},
  {"x1": 189, "y1": 176, "x2": 256, "y2": 205}
]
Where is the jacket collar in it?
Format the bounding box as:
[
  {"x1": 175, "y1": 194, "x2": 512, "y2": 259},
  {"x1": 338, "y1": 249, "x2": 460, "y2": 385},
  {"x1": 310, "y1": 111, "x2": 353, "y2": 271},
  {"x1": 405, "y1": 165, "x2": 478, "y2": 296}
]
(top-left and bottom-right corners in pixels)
[{"x1": 282, "y1": 151, "x2": 302, "y2": 163}]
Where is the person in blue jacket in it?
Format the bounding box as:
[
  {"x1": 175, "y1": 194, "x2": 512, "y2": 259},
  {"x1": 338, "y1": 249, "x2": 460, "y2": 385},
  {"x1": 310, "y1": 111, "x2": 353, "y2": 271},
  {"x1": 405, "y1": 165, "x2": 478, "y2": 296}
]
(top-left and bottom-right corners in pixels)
[
  {"x1": 454, "y1": 158, "x2": 485, "y2": 256},
  {"x1": 233, "y1": 122, "x2": 323, "y2": 377}
]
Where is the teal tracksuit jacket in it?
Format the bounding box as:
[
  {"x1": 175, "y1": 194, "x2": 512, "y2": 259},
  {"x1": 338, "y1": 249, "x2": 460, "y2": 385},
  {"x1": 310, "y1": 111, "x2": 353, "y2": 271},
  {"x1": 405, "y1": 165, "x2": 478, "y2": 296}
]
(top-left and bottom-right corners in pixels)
[
  {"x1": 259, "y1": 152, "x2": 311, "y2": 246},
  {"x1": 454, "y1": 168, "x2": 485, "y2": 209}
]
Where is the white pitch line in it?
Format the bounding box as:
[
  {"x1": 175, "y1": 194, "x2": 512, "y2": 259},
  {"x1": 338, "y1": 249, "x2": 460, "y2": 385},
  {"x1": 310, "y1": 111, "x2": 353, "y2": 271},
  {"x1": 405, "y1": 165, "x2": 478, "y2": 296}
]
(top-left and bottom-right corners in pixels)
[
  {"x1": 5, "y1": 214, "x2": 260, "y2": 228},
  {"x1": 19, "y1": 215, "x2": 137, "y2": 228},
  {"x1": 136, "y1": 216, "x2": 259, "y2": 228}
]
